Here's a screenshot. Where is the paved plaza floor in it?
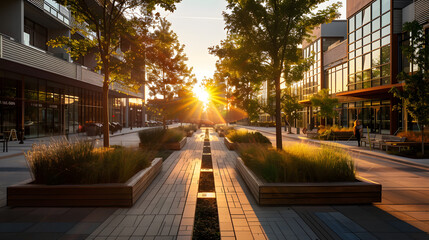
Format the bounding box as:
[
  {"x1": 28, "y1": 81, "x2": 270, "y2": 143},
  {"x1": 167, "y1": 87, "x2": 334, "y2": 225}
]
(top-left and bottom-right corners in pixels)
[{"x1": 0, "y1": 128, "x2": 428, "y2": 239}]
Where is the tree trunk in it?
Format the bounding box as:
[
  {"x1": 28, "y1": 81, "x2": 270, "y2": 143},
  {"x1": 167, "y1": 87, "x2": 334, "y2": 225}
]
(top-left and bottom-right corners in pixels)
[
  {"x1": 102, "y1": 71, "x2": 110, "y2": 148},
  {"x1": 275, "y1": 74, "x2": 282, "y2": 150}
]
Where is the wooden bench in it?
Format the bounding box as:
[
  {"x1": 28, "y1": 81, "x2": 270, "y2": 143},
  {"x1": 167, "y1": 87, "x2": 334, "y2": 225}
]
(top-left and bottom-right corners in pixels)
[
  {"x1": 379, "y1": 136, "x2": 406, "y2": 150},
  {"x1": 384, "y1": 141, "x2": 428, "y2": 152},
  {"x1": 362, "y1": 135, "x2": 405, "y2": 150}
]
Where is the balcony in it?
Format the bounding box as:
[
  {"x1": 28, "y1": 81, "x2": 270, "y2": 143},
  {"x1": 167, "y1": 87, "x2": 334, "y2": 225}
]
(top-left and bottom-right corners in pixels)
[
  {"x1": 0, "y1": 34, "x2": 141, "y2": 98},
  {"x1": 0, "y1": 34, "x2": 103, "y2": 87}
]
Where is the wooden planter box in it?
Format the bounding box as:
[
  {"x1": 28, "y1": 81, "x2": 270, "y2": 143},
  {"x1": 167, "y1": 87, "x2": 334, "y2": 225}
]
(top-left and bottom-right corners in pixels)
[
  {"x1": 164, "y1": 137, "x2": 187, "y2": 150},
  {"x1": 7, "y1": 158, "x2": 163, "y2": 207},
  {"x1": 236, "y1": 157, "x2": 381, "y2": 205},
  {"x1": 218, "y1": 131, "x2": 225, "y2": 137},
  {"x1": 186, "y1": 131, "x2": 194, "y2": 137},
  {"x1": 224, "y1": 137, "x2": 236, "y2": 150},
  {"x1": 331, "y1": 131, "x2": 355, "y2": 140}
]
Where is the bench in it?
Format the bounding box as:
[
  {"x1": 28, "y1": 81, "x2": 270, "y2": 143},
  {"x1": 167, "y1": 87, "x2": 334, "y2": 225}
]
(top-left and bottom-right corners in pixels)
[
  {"x1": 380, "y1": 136, "x2": 406, "y2": 151},
  {"x1": 361, "y1": 135, "x2": 405, "y2": 150},
  {"x1": 384, "y1": 141, "x2": 428, "y2": 152},
  {"x1": 306, "y1": 129, "x2": 319, "y2": 138},
  {"x1": 361, "y1": 134, "x2": 376, "y2": 148}
]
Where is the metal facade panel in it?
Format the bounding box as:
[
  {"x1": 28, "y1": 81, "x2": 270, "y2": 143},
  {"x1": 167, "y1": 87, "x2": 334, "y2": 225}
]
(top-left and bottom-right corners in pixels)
[
  {"x1": 415, "y1": 0, "x2": 429, "y2": 24},
  {"x1": 2, "y1": 37, "x2": 77, "y2": 79}
]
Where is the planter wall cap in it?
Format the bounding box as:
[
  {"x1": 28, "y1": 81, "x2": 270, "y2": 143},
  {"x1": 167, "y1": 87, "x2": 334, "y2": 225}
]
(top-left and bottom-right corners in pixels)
[{"x1": 126, "y1": 158, "x2": 162, "y2": 186}]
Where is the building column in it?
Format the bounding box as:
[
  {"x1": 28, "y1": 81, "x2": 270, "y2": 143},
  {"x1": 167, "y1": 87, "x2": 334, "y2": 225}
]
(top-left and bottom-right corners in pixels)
[
  {"x1": 125, "y1": 98, "x2": 129, "y2": 128},
  {"x1": 403, "y1": 103, "x2": 408, "y2": 132},
  {"x1": 141, "y1": 85, "x2": 146, "y2": 127},
  {"x1": 17, "y1": 79, "x2": 24, "y2": 141},
  {"x1": 390, "y1": 96, "x2": 399, "y2": 135}
]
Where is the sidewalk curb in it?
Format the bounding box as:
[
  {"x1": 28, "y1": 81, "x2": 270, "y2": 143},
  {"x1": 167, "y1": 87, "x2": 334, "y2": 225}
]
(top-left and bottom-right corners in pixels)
[{"x1": 243, "y1": 126, "x2": 429, "y2": 170}]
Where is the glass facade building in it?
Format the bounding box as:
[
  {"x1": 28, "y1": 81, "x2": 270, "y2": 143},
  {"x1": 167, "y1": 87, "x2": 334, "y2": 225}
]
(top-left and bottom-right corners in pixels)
[
  {"x1": 0, "y1": 0, "x2": 145, "y2": 139},
  {"x1": 347, "y1": 0, "x2": 391, "y2": 91},
  {"x1": 288, "y1": 0, "x2": 428, "y2": 134},
  {"x1": 0, "y1": 70, "x2": 141, "y2": 138}
]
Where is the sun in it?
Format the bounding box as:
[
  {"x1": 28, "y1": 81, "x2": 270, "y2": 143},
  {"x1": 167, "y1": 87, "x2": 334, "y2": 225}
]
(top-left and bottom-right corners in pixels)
[
  {"x1": 192, "y1": 85, "x2": 211, "y2": 111},
  {"x1": 196, "y1": 90, "x2": 210, "y2": 104}
]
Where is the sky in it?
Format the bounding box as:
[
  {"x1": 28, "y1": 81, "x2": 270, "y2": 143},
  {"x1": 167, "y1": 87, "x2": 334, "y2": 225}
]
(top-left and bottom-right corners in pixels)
[{"x1": 158, "y1": 0, "x2": 347, "y2": 82}]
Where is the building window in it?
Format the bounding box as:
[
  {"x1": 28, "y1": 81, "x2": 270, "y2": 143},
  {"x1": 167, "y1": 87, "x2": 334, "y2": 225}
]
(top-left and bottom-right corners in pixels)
[
  {"x1": 327, "y1": 63, "x2": 348, "y2": 94},
  {"x1": 24, "y1": 18, "x2": 48, "y2": 50},
  {"x1": 347, "y1": 0, "x2": 391, "y2": 91}
]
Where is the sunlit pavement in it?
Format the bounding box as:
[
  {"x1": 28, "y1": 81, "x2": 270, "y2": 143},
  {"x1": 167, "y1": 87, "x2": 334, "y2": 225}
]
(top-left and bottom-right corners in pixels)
[
  {"x1": 238, "y1": 125, "x2": 429, "y2": 237},
  {"x1": 0, "y1": 124, "x2": 181, "y2": 207},
  {"x1": 0, "y1": 127, "x2": 428, "y2": 239}
]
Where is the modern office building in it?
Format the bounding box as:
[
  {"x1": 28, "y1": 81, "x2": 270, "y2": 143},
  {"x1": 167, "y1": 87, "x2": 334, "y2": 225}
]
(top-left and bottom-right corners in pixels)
[
  {"x1": 292, "y1": 0, "x2": 428, "y2": 135},
  {"x1": 291, "y1": 20, "x2": 348, "y2": 128},
  {"x1": 0, "y1": 0, "x2": 145, "y2": 139}
]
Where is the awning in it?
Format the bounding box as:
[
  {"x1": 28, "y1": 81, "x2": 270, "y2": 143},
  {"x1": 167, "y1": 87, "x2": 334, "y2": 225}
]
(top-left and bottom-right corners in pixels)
[{"x1": 336, "y1": 83, "x2": 404, "y2": 98}]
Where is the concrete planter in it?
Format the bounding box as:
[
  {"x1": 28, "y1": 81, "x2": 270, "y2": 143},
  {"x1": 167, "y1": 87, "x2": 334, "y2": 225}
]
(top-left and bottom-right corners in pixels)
[
  {"x1": 218, "y1": 131, "x2": 225, "y2": 137},
  {"x1": 236, "y1": 157, "x2": 382, "y2": 205},
  {"x1": 224, "y1": 137, "x2": 236, "y2": 150},
  {"x1": 186, "y1": 131, "x2": 194, "y2": 137},
  {"x1": 164, "y1": 137, "x2": 187, "y2": 150},
  {"x1": 7, "y1": 158, "x2": 162, "y2": 207}
]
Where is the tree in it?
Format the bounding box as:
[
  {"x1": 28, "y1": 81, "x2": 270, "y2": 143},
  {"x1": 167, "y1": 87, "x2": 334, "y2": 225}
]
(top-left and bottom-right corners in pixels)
[
  {"x1": 390, "y1": 21, "x2": 429, "y2": 155},
  {"x1": 223, "y1": 0, "x2": 340, "y2": 149},
  {"x1": 309, "y1": 89, "x2": 339, "y2": 126},
  {"x1": 244, "y1": 99, "x2": 260, "y2": 123},
  {"x1": 49, "y1": 0, "x2": 180, "y2": 147},
  {"x1": 210, "y1": 35, "x2": 266, "y2": 124},
  {"x1": 282, "y1": 89, "x2": 303, "y2": 133},
  {"x1": 146, "y1": 18, "x2": 194, "y2": 129},
  {"x1": 259, "y1": 96, "x2": 276, "y2": 122}
]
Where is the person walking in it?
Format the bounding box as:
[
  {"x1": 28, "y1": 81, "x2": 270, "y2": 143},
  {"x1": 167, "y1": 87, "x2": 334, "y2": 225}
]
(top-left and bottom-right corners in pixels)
[{"x1": 353, "y1": 120, "x2": 363, "y2": 147}]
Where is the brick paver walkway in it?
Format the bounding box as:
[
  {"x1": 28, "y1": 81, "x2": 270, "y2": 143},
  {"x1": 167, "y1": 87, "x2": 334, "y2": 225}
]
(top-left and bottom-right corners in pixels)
[
  {"x1": 87, "y1": 130, "x2": 205, "y2": 240},
  {"x1": 210, "y1": 132, "x2": 319, "y2": 240},
  {"x1": 1, "y1": 128, "x2": 427, "y2": 240}
]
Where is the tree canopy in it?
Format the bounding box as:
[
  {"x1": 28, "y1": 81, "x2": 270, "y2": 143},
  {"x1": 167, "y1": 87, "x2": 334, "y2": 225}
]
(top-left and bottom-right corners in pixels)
[
  {"x1": 49, "y1": 0, "x2": 181, "y2": 146},
  {"x1": 222, "y1": 0, "x2": 340, "y2": 149},
  {"x1": 390, "y1": 20, "x2": 429, "y2": 155},
  {"x1": 310, "y1": 89, "x2": 339, "y2": 126},
  {"x1": 146, "y1": 18, "x2": 194, "y2": 128}
]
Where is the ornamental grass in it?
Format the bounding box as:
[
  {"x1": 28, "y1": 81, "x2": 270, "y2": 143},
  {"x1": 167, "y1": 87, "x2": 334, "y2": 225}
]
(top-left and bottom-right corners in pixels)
[
  {"x1": 238, "y1": 144, "x2": 355, "y2": 183},
  {"x1": 26, "y1": 140, "x2": 154, "y2": 185},
  {"x1": 138, "y1": 128, "x2": 186, "y2": 150},
  {"x1": 226, "y1": 130, "x2": 271, "y2": 144}
]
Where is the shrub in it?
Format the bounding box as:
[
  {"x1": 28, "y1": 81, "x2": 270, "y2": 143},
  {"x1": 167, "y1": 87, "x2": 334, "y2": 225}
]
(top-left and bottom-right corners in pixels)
[
  {"x1": 179, "y1": 124, "x2": 198, "y2": 134},
  {"x1": 226, "y1": 130, "x2": 271, "y2": 144},
  {"x1": 138, "y1": 127, "x2": 166, "y2": 150},
  {"x1": 215, "y1": 125, "x2": 235, "y2": 135},
  {"x1": 318, "y1": 125, "x2": 353, "y2": 134},
  {"x1": 238, "y1": 144, "x2": 355, "y2": 183},
  {"x1": 25, "y1": 139, "x2": 153, "y2": 185},
  {"x1": 163, "y1": 128, "x2": 186, "y2": 143},
  {"x1": 397, "y1": 131, "x2": 429, "y2": 143},
  {"x1": 138, "y1": 128, "x2": 185, "y2": 149}
]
